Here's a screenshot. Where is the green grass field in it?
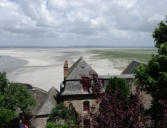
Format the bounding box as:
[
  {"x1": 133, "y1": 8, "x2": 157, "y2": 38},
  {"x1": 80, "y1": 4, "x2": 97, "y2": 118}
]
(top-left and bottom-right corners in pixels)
[{"x1": 90, "y1": 48, "x2": 157, "y2": 63}]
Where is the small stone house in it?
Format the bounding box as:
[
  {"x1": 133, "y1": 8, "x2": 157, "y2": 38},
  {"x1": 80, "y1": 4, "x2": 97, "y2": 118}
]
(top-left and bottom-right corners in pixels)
[
  {"x1": 121, "y1": 60, "x2": 152, "y2": 109},
  {"x1": 31, "y1": 86, "x2": 59, "y2": 128},
  {"x1": 60, "y1": 57, "x2": 135, "y2": 127},
  {"x1": 22, "y1": 84, "x2": 59, "y2": 128}
]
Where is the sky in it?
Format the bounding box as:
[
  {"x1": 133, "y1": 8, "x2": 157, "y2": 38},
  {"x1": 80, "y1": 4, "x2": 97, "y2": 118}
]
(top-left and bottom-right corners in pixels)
[{"x1": 0, "y1": 0, "x2": 167, "y2": 47}]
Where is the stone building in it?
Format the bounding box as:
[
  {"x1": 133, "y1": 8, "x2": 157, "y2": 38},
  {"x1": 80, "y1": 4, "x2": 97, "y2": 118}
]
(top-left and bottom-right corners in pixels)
[
  {"x1": 121, "y1": 60, "x2": 152, "y2": 109},
  {"x1": 60, "y1": 57, "x2": 135, "y2": 127},
  {"x1": 21, "y1": 84, "x2": 59, "y2": 128},
  {"x1": 31, "y1": 86, "x2": 59, "y2": 128}
]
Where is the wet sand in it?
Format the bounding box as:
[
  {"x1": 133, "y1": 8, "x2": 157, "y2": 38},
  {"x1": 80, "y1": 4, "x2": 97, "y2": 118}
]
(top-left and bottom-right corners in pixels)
[{"x1": 0, "y1": 48, "x2": 124, "y2": 91}]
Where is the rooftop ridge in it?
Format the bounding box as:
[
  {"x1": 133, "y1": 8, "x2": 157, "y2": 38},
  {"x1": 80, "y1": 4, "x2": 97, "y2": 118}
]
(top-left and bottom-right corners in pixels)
[
  {"x1": 122, "y1": 60, "x2": 144, "y2": 74},
  {"x1": 32, "y1": 87, "x2": 48, "y2": 94},
  {"x1": 66, "y1": 56, "x2": 83, "y2": 78},
  {"x1": 65, "y1": 56, "x2": 97, "y2": 80}
]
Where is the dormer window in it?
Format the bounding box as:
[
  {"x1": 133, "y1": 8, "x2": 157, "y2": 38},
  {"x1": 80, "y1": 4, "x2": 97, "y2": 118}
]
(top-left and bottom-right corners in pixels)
[
  {"x1": 81, "y1": 77, "x2": 91, "y2": 92},
  {"x1": 83, "y1": 101, "x2": 89, "y2": 112},
  {"x1": 82, "y1": 84, "x2": 89, "y2": 92}
]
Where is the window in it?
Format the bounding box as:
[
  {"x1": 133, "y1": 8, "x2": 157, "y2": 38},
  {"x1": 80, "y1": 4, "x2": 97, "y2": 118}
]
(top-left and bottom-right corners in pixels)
[
  {"x1": 82, "y1": 84, "x2": 88, "y2": 92},
  {"x1": 81, "y1": 77, "x2": 91, "y2": 92},
  {"x1": 83, "y1": 101, "x2": 89, "y2": 112},
  {"x1": 84, "y1": 119, "x2": 90, "y2": 128}
]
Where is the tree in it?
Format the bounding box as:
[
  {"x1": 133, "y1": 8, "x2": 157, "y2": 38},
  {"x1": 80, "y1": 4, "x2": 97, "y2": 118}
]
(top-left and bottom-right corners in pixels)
[
  {"x1": 0, "y1": 72, "x2": 36, "y2": 128},
  {"x1": 135, "y1": 17, "x2": 167, "y2": 127},
  {"x1": 0, "y1": 72, "x2": 8, "y2": 94},
  {"x1": 89, "y1": 76, "x2": 145, "y2": 128},
  {"x1": 92, "y1": 77, "x2": 129, "y2": 128},
  {"x1": 106, "y1": 77, "x2": 130, "y2": 97},
  {"x1": 127, "y1": 86, "x2": 146, "y2": 128},
  {"x1": 0, "y1": 107, "x2": 17, "y2": 128},
  {"x1": 4, "y1": 83, "x2": 36, "y2": 114},
  {"x1": 153, "y1": 18, "x2": 167, "y2": 48},
  {"x1": 47, "y1": 103, "x2": 81, "y2": 128}
]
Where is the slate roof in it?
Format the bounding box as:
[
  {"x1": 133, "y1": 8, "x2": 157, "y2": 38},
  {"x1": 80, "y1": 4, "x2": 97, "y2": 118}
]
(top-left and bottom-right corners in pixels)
[
  {"x1": 34, "y1": 87, "x2": 58, "y2": 116},
  {"x1": 20, "y1": 84, "x2": 59, "y2": 116},
  {"x1": 66, "y1": 57, "x2": 97, "y2": 80},
  {"x1": 61, "y1": 81, "x2": 92, "y2": 96},
  {"x1": 99, "y1": 74, "x2": 135, "y2": 79},
  {"x1": 122, "y1": 60, "x2": 143, "y2": 74},
  {"x1": 62, "y1": 57, "x2": 97, "y2": 96},
  {"x1": 30, "y1": 87, "x2": 48, "y2": 116},
  {"x1": 61, "y1": 58, "x2": 137, "y2": 96}
]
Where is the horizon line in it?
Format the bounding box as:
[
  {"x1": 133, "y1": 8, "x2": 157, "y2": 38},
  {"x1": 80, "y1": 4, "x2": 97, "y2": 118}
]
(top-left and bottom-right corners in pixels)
[{"x1": 0, "y1": 45, "x2": 155, "y2": 48}]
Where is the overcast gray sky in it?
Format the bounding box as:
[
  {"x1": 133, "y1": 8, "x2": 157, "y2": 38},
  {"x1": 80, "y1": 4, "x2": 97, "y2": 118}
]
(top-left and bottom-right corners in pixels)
[{"x1": 0, "y1": 0, "x2": 167, "y2": 47}]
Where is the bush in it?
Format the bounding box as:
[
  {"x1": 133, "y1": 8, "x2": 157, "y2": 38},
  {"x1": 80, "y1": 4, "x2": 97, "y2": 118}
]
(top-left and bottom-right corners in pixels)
[
  {"x1": 46, "y1": 122, "x2": 56, "y2": 128},
  {"x1": 0, "y1": 72, "x2": 36, "y2": 127},
  {"x1": 47, "y1": 103, "x2": 80, "y2": 128},
  {"x1": 0, "y1": 107, "x2": 17, "y2": 128}
]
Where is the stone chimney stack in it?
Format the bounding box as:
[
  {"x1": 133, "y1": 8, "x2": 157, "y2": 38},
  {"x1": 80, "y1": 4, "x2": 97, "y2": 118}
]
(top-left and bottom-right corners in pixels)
[{"x1": 64, "y1": 60, "x2": 68, "y2": 79}]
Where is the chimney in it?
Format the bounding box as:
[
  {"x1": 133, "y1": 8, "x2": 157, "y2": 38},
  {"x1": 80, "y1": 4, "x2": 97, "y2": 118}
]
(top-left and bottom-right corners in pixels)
[{"x1": 64, "y1": 60, "x2": 68, "y2": 79}]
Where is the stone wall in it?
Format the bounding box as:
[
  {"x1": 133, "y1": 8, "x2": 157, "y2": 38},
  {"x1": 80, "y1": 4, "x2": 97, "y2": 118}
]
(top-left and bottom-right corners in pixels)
[
  {"x1": 64, "y1": 99, "x2": 98, "y2": 117},
  {"x1": 64, "y1": 96, "x2": 99, "y2": 128},
  {"x1": 31, "y1": 117, "x2": 48, "y2": 128}
]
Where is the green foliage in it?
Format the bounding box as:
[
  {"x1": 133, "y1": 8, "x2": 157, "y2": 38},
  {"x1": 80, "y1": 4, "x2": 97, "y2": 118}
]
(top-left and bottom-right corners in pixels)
[
  {"x1": 4, "y1": 83, "x2": 36, "y2": 113},
  {"x1": 0, "y1": 107, "x2": 17, "y2": 128},
  {"x1": 106, "y1": 77, "x2": 130, "y2": 97},
  {"x1": 135, "y1": 16, "x2": 167, "y2": 126},
  {"x1": 46, "y1": 122, "x2": 75, "y2": 128},
  {"x1": 135, "y1": 43, "x2": 167, "y2": 123},
  {"x1": 0, "y1": 72, "x2": 36, "y2": 127},
  {"x1": 0, "y1": 72, "x2": 8, "y2": 94},
  {"x1": 55, "y1": 124, "x2": 64, "y2": 128},
  {"x1": 49, "y1": 103, "x2": 71, "y2": 121},
  {"x1": 0, "y1": 93, "x2": 4, "y2": 105},
  {"x1": 46, "y1": 122, "x2": 56, "y2": 128},
  {"x1": 48, "y1": 103, "x2": 80, "y2": 128},
  {"x1": 153, "y1": 18, "x2": 167, "y2": 48},
  {"x1": 135, "y1": 43, "x2": 167, "y2": 99}
]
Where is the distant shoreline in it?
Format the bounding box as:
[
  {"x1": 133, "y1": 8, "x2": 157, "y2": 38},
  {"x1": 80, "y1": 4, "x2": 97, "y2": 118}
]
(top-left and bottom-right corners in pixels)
[{"x1": 0, "y1": 45, "x2": 155, "y2": 49}]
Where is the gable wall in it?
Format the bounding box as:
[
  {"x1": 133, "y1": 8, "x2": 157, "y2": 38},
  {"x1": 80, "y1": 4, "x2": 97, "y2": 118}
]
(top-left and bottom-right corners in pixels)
[{"x1": 63, "y1": 95, "x2": 99, "y2": 127}]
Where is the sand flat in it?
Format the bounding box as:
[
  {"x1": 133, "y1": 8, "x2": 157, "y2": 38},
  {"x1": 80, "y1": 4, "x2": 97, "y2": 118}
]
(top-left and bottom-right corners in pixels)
[{"x1": 0, "y1": 48, "x2": 125, "y2": 91}]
